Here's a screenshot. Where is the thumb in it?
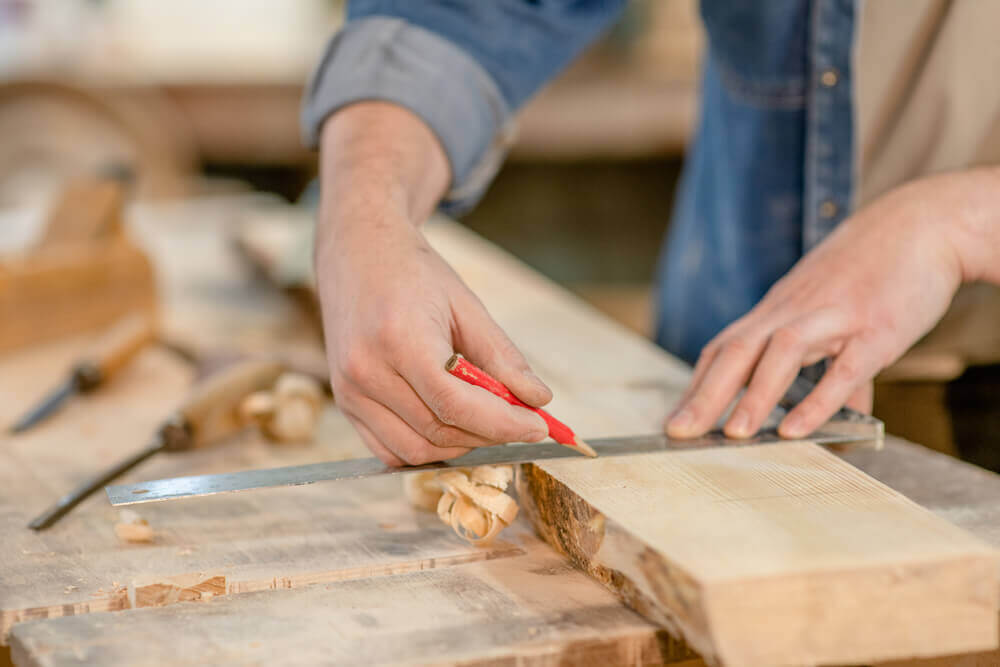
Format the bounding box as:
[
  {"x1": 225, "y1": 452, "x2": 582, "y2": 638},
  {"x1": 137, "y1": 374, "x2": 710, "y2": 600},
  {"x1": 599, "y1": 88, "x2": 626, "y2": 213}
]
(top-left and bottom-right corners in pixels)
[{"x1": 454, "y1": 296, "x2": 553, "y2": 408}]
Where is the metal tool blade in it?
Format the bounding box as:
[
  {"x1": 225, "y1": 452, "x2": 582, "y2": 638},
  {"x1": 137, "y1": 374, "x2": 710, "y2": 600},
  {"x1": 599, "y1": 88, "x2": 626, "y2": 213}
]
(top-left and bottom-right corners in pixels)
[
  {"x1": 29, "y1": 438, "x2": 165, "y2": 530},
  {"x1": 9, "y1": 376, "x2": 79, "y2": 434},
  {"x1": 106, "y1": 423, "x2": 882, "y2": 507}
]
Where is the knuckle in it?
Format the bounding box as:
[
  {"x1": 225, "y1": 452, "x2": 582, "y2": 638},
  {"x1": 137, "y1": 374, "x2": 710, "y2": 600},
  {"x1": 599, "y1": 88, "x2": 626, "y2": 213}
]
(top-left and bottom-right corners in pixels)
[
  {"x1": 495, "y1": 336, "x2": 528, "y2": 369},
  {"x1": 771, "y1": 325, "x2": 803, "y2": 350},
  {"x1": 426, "y1": 384, "x2": 465, "y2": 426},
  {"x1": 374, "y1": 315, "x2": 406, "y2": 348},
  {"x1": 698, "y1": 341, "x2": 719, "y2": 361},
  {"x1": 722, "y1": 335, "x2": 755, "y2": 358},
  {"x1": 336, "y1": 346, "x2": 370, "y2": 386},
  {"x1": 422, "y1": 420, "x2": 464, "y2": 448},
  {"x1": 830, "y1": 358, "x2": 861, "y2": 383}
]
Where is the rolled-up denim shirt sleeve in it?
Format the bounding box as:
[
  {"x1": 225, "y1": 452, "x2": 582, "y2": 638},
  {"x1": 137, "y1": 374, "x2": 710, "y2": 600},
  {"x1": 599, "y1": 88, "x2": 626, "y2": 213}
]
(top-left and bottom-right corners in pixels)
[
  {"x1": 302, "y1": 17, "x2": 509, "y2": 213},
  {"x1": 302, "y1": 2, "x2": 625, "y2": 214}
]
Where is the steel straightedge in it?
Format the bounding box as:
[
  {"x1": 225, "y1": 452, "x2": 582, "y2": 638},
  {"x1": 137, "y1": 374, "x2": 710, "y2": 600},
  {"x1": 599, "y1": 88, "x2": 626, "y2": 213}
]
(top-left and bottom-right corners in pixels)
[{"x1": 106, "y1": 421, "x2": 882, "y2": 506}]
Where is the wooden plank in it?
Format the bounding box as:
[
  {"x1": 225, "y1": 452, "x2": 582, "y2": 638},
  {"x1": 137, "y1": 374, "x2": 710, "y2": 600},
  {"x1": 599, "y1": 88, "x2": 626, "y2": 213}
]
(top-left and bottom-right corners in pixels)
[
  {"x1": 0, "y1": 330, "x2": 531, "y2": 646},
  {"x1": 10, "y1": 533, "x2": 689, "y2": 667}
]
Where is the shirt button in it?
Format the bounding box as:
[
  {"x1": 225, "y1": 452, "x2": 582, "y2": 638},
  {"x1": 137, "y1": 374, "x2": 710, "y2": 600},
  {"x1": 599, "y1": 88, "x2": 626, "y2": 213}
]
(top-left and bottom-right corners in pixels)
[
  {"x1": 819, "y1": 200, "x2": 838, "y2": 219},
  {"x1": 820, "y1": 69, "x2": 839, "y2": 87}
]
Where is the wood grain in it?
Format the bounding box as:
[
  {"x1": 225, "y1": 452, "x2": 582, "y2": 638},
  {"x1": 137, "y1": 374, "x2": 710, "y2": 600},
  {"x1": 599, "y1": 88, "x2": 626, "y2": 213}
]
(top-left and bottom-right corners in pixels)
[
  {"x1": 518, "y1": 447, "x2": 998, "y2": 666},
  {"x1": 10, "y1": 545, "x2": 684, "y2": 667}
]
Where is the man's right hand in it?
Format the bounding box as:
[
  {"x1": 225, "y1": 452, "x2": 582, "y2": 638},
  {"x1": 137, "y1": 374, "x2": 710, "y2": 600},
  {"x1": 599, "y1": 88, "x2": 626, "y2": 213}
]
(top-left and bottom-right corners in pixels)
[{"x1": 316, "y1": 102, "x2": 551, "y2": 466}]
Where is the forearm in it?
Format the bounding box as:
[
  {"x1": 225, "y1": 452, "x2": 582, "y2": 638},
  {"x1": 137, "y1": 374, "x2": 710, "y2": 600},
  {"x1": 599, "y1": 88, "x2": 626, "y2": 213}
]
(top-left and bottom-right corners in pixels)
[{"x1": 318, "y1": 102, "x2": 450, "y2": 244}]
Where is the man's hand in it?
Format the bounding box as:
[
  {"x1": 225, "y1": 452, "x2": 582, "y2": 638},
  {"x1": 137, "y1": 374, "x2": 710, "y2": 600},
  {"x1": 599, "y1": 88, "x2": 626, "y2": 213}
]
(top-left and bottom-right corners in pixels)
[
  {"x1": 317, "y1": 103, "x2": 551, "y2": 466},
  {"x1": 667, "y1": 168, "x2": 1000, "y2": 440}
]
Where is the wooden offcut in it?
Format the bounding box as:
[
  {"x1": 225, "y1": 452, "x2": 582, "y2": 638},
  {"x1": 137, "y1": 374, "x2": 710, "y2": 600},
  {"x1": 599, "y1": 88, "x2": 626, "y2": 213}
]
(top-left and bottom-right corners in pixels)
[{"x1": 518, "y1": 446, "x2": 998, "y2": 666}]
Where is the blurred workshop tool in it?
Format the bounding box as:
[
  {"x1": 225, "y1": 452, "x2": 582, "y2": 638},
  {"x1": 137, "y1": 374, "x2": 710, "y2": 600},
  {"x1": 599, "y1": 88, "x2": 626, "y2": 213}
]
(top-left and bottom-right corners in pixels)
[
  {"x1": 28, "y1": 358, "x2": 283, "y2": 530},
  {"x1": 0, "y1": 168, "x2": 157, "y2": 353},
  {"x1": 9, "y1": 313, "x2": 156, "y2": 434},
  {"x1": 233, "y1": 211, "x2": 322, "y2": 334},
  {"x1": 35, "y1": 163, "x2": 134, "y2": 249}
]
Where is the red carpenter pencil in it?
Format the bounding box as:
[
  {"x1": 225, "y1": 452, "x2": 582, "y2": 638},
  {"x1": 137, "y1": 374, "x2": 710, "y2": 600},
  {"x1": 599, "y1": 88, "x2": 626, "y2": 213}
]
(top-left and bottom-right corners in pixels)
[{"x1": 445, "y1": 353, "x2": 597, "y2": 457}]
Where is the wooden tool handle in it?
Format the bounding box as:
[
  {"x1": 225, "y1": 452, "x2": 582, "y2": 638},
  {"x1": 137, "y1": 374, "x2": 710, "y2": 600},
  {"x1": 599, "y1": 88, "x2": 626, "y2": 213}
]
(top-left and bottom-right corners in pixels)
[
  {"x1": 177, "y1": 358, "x2": 284, "y2": 448},
  {"x1": 86, "y1": 313, "x2": 157, "y2": 381},
  {"x1": 38, "y1": 177, "x2": 125, "y2": 248}
]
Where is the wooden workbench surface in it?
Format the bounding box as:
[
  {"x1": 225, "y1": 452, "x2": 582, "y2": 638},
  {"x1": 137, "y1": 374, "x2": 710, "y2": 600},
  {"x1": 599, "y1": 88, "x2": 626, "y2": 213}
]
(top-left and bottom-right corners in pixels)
[{"x1": 3, "y1": 200, "x2": 999, "y2": 666}]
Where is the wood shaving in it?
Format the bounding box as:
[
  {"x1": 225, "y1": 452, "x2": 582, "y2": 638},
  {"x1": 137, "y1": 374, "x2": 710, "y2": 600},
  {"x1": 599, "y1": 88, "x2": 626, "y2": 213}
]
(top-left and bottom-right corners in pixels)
[
  {"x1": 404, "y1": 465, "x2": 518, "y2": 545},
  {"x1": 114, "y1": 509, "x2": 154, "y2": 544},
  {"x1": 403, "y1": 472, "x2": 444, "y2": 512},
  {"x1": 239, "y1": 372, "x2": 324, "y2": 443}
]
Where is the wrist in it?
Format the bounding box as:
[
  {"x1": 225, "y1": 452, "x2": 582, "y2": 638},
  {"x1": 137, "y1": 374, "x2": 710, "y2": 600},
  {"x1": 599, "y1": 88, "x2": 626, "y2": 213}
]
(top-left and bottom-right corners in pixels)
[
  {"x1": 947, "y1": 167, "x2": 1000, "y2": 285},
  {"x1": 319, "y1": 101, "x2": 450, "y2": 226}
]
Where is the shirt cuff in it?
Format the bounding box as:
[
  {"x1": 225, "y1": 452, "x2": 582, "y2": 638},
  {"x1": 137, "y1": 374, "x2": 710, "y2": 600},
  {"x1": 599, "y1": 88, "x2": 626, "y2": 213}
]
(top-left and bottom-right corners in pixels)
[{"x1": 301, "y1": 16, "x2": 514, "y2": 214}]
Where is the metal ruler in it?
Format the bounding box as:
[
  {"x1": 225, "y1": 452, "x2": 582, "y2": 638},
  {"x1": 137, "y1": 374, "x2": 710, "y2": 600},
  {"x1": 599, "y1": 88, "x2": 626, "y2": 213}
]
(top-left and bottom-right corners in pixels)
[{"x1": 107, "y1": 409, "x2": 883, "y2": 506}]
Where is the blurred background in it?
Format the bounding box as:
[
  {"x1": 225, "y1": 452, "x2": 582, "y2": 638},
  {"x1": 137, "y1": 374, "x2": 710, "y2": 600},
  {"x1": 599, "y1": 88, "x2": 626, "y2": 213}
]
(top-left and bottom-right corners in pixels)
[
  {"x1": 0, "y1": 0, "x2": 992, "y2": 465},
  {"x1": 0, "y1": 0, "x2": 700, "y2": 329}
]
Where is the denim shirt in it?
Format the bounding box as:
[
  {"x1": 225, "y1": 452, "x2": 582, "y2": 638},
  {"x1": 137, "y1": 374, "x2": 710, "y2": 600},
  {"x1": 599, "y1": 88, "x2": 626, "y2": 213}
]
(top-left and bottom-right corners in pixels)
[{"x1": 302, "y1": 0, "x2": 855, "y2": 365}]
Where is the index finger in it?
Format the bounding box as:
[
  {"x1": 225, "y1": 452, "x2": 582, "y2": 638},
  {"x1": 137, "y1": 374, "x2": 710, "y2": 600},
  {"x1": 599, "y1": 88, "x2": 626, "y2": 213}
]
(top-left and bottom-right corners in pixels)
[
  {"x1": 667, "y1": 335, "x2": 765, "y2": 438},
  {"x1": 396, "y1": 341, "x2": 549, "y2": 444}
]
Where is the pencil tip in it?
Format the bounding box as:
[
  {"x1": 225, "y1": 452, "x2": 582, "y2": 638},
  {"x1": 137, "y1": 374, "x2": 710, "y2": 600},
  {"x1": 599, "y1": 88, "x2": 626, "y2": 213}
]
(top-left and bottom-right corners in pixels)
[{"x1": 574, "y1": 437, "x2": 598, "y2": 458}]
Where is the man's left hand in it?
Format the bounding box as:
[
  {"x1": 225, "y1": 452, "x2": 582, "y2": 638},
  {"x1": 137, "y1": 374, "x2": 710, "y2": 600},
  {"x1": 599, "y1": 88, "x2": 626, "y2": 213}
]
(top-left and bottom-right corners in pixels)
[{"x1": 666, "y1": 170, "x2": 997, "y2": 440}]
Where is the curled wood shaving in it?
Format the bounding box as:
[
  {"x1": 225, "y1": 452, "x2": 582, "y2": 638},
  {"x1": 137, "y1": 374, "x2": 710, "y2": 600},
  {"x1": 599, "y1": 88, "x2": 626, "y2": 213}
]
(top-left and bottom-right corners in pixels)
[
  {"x1": 404, "y1": 466, "x2": 518, "y2": 545},
  {"x1": 403, "y1": 472, "x2": 443, "y2": 512},
  {"x1": 239, "y1": 372, "x2": 324, "y2": 443},
  {"x1": 114, "y1": 509, "x2": 154, "y2": 544}
]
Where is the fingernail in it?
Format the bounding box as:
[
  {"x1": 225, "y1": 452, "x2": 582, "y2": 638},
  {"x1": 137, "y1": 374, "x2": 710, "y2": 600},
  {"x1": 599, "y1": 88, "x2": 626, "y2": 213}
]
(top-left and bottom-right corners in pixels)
[
  {"x1": 726, "y1": 410, "x2": 750, "y2": 438},
  {"x1": 524, "y1": 370, "x2": 551, "y2": 394},
  {"x1": 667, "y1": 408, "x2": 693, "y2": 433},
  {"x1": 780, "y1": 416, "x2": 807, "y2": 439}
]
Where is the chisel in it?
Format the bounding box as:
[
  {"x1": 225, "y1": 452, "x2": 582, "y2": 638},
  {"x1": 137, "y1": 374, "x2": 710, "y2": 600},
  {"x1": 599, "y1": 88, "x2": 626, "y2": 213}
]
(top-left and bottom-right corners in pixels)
[
  {"x1": 9, "y1": 313, "x2": 156, "y2": 434},
  {"x1": 28, "y1": 358, "x2": 284, "y2": 530}
]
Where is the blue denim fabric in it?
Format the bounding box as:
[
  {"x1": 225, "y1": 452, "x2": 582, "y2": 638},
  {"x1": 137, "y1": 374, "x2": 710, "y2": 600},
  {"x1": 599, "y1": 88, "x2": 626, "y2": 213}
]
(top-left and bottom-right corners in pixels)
[
  {"x1": 304, "y1": 1, "x2": 856, "y2": 365},
  {"x1": 346, "y1": 0, "x2": 628, "y2": 112},
  {"x1": 657, "y1": 0, "x2": 854, "y2": 364}
]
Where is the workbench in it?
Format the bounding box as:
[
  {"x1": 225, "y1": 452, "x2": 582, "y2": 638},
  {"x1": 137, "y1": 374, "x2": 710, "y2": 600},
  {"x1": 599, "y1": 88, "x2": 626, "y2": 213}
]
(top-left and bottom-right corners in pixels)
[{"x1": 2, "y1": 198, "x2": 999, "y2": 666}]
